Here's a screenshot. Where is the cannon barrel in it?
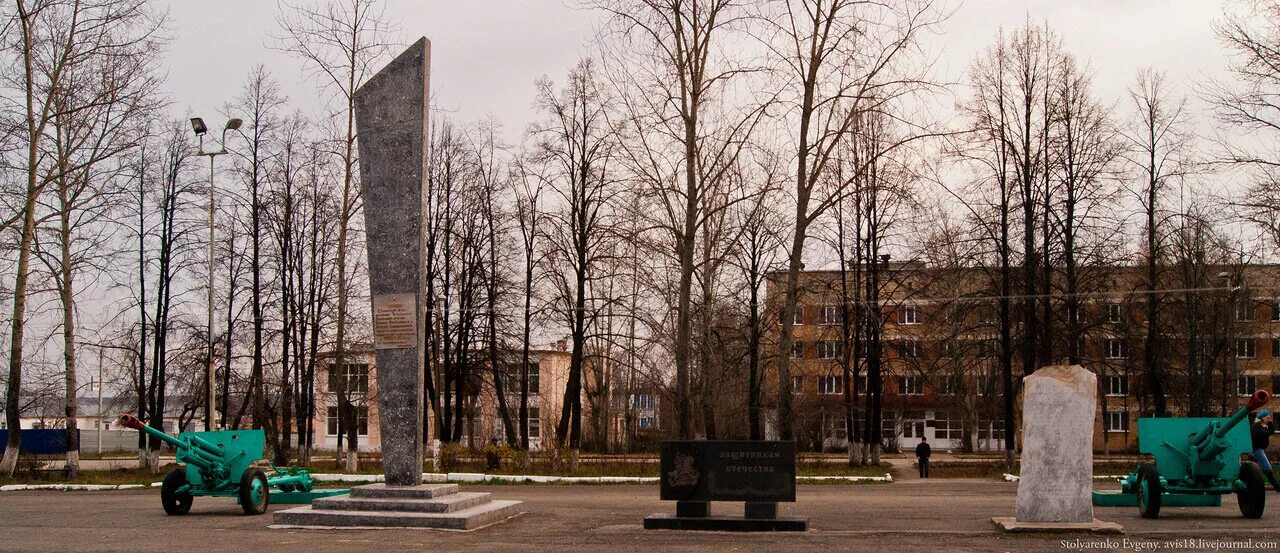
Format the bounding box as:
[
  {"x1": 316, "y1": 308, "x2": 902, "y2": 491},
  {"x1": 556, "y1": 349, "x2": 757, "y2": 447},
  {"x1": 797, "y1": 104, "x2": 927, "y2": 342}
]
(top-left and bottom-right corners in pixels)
[
  {"x1": 118, "y1": 413, "x2": 188, "y2": 451},
  {"x1": 1216, "y1": 389, "x2": 1271, "y2": 439},
  {"x1": 1187, "y1": 389, "x2": 1270, "y2": 460},
  {"x1": 116, "y1": 413, "x2": 224, "y2": 470}
]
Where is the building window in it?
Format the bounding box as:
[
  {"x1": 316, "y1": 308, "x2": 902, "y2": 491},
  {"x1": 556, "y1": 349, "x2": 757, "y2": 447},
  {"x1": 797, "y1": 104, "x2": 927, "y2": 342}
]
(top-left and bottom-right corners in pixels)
[
  {"x1": 1271, "y1": 300, "x2": 1280, "y2": 321},
  {"x1": 818, "y1": 375, "x2": 843, "y2": 395},
  {"x1": 898, "y1": 340, "x2": 922, "y2": 359},
  {"x1": 820, "y1": 305, "x2": 843, "y2": 325},
  {"x1": 979, "y1": 420, "x2": 1006, "y2": 440},
  {"x1": 1238, "y1": 375, "x2": 1259, "y2": 397},
  {"x1": 817, "y1": 341, "x2": 842, "y2": 360},
  {"x1": 528, "y1": 362, "x2": 541, "y2": 394},
  {"x1": 939, "y1": 375, "x2": 960, "y2": 396},
  {"x1": 935, "y1": 414, "x2": 963, "y2": 440},
  {"x1": 632, "y1": 394, "x2": 654, "y2": 410},
  {"x1": 781, "y1": 306, "x2": 804, "y2": 325},
  {"x1": 976, "y1": 373, "x2": 996, "y2": 396},
  {"x1": 899, "y1": 305, "x2": 921, "y2": 325},
  {"x1": 328, "y1": 363, "x2": 369, "y2": 395},
  {"x1": 791, "y1": 341, "x2": 804, "y2": 359},
  {"x1": 1105, "y1": 412, "x2": 1129, "y2": 433},
  {"x1": 902, "y1": 419, "x2": 925, "y2": 439},
  {"x1": 824, "y1": 416, "x2": 847, "y2": 440},
  {"x1": 1105, "y1": 374, "x2": 1127, "y2": 397},
  {"x1": 881, "y1": 419, "x2": 898, "y2": 440},
  {"x1": 1273, "y1": 338, "x2": 1279, "y2": 359},
  {"x1": 638, "y1": 416, "x2": 653, "y2": 430},
  {"x1": 792, "y1": 376, "x2": 805, "y2": 394},
  {"x1": 1236, "y1": 300, "x2": 1255, "y2": 322},
  {"x1": 1106, "y1": 339, "x2": 1127, "y2": 359},
  {"x1": 980, "y1": 340, "x2": 998, "y2": 359},
  {"x1": 1237, "y1": 338, "x2": 1257, "y2": 359},
  {"x1": 898, "y1": 375, "x2": 923, "y2": 395},
  {"x1": 528, "y1": 407, "x2": 541, "y2": 438},
  {"x1": 1106, "y1": 303, "x2": 1122, "y2": 323},
  {"x1": 326, "y1": 405, "x2": 369, "y2": 436}
]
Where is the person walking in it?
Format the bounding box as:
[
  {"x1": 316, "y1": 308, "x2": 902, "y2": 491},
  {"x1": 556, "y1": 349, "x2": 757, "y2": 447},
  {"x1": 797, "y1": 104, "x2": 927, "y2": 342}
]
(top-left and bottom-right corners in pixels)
[
  {"x1": 1252, "y1": 409, "x2": 1280, "y2": 493},
  {"x1": 915, "y1": 436, "x2": 932, "y2": 478}
]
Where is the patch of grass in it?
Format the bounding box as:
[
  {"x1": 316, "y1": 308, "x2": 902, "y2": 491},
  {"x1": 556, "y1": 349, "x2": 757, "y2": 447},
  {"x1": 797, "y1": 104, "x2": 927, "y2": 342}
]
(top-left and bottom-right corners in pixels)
[{"x1": 0, "y1": 464, "x2": 179, "y2": 486}]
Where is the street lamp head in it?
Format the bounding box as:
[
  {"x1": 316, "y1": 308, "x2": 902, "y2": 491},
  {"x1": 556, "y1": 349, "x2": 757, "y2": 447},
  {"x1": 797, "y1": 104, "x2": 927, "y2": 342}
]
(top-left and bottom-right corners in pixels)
[
  {"x1": 225, "y1": 118, "x2": 243, "y2": 131},
  {"x1": 1217, "y1": 271, "x2": 1232, "y2": 280},
  {"x1": 190, "y1": 117, "x2": 208, "y2": 136}
]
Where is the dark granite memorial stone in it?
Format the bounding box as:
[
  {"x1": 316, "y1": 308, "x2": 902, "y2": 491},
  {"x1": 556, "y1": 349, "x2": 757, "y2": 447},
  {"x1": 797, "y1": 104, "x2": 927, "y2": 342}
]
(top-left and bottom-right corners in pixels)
[{"x1": 646, "y1": 441, "x2": 808, "y2": 532}]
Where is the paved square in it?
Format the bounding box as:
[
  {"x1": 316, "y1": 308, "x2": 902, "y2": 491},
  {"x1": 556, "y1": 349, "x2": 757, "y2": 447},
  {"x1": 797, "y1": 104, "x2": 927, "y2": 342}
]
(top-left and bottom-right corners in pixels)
[{"x1": 3, "y1": 480, "x2": 1279, "y2": 552}]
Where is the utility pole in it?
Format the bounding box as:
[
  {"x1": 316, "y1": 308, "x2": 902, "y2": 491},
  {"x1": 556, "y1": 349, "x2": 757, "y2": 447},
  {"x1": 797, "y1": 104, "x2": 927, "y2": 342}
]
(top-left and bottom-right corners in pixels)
[{"x1": 97, "y1": 346, "x2": 104, "y2": 453}]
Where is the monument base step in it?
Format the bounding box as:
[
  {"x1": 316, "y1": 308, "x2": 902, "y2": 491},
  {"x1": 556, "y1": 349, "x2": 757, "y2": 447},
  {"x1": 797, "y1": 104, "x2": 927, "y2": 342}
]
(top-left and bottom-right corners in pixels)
[
  {"x1": 312, "y1": 491, "x2": 492, "y2": 513},
  {"x1": 348, "y1": 483, "x2": 459, "y2": 499},
  {"x1": 991, "y1": 517, "x2": 1123, "y2": 534},
  {"x1": 273, "y1": 500, "x2": 523, "y2": 531},
  {"x1": 643, "y1": 513, "x2": 808, "y2": 532}
]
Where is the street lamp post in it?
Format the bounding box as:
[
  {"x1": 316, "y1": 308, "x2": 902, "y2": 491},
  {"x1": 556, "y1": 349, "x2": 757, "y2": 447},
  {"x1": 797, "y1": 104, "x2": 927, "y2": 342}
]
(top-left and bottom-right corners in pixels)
[{"x1": 191, "y1": 117, "x2": 242, "y2": 431}]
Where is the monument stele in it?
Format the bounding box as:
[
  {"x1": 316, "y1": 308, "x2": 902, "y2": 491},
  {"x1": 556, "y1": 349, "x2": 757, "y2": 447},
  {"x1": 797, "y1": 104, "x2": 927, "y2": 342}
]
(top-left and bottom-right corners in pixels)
[
  {"x1": 354, "y1": 36, "x2": 430, "y2": 487},
  {"x1": 1015, "y1": 364, "x2": 1096, "y2": 522}
]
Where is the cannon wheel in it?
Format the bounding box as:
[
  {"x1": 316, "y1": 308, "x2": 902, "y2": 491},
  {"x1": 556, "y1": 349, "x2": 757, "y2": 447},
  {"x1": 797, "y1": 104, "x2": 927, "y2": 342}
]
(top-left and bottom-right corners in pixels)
[
  {"x1": 160, "y1": 469, "x2": 193, "y2": 515},
  {"x1": 1237, "y1": 461, "x2": 1266, "y2": 519},
  {"x1": 239, "y1": 468, "x2": 270, "y2": 515},
  {"x1": 1136, "y1": 463, "x2": 1162, "y2": 519}
]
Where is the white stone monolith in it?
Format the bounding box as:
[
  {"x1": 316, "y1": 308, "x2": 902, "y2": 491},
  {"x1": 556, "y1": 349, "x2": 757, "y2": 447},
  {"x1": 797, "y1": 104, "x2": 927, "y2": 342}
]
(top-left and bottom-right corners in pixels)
[{"x1": 1015, "y1": 364, "x2": 1096, "y2": 522}]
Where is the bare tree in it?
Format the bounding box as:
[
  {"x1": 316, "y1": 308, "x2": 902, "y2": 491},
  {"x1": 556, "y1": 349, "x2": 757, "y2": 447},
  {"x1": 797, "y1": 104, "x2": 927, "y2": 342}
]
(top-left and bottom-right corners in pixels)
[
  {"x1": 225, "y1": 66, "x2": 286, "y2": 434},
  {"x1": 592, "y1": 0, "x2": 764, "y2": 438},
  {"x1": 33, "y1": 0, "x2": 163, "y2": 474},
  {"x1": 1205, "y1": 0, "x2": 1280, "y2": 246},
  {"x1": 511, "y1": 157, "x2": 546, "y2": 451},
  {"x1": 530, "y1": 58, "x2": 619, "y2": 457},
  {"x1": 1124, "y1": 68, "x2": 1191, "y2": 417},
  {"x1": 276, "y1": 0, "x2": 395, "y2": 471},
  {"x1": 2, "y1": 0, "x2": 164, "y2": 475},
  {"x1": 764, "y1": 0, "x2": 946, "y2": 442}
]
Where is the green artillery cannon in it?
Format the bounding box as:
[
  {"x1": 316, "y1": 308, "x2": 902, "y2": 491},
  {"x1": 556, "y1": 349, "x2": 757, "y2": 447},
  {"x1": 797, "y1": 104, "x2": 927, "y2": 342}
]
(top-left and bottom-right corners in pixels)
[
  {"x1": 1093, "y1": 389, "x2": 1271, "y2": 519},
  {"x1": 119, "y1": 414, "x2": 346, "y2": 515}
]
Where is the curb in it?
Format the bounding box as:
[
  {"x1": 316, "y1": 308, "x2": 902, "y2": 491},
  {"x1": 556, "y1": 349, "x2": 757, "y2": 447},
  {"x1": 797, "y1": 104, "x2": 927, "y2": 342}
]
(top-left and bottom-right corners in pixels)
[
  {"x1": 1002, "y1": 474, "x2": 1124, "y2": 482},
  {"x1": 2, "y1": 472, "x2": 895, "y2": 491},
  {"x1": 0, "y1": 484, "x2": 146, "y2": 492}
]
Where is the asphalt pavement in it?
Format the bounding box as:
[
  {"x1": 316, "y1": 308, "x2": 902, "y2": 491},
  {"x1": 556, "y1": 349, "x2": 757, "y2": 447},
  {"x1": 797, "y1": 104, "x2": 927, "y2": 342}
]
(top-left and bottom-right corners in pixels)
[{"x1": 2, "y1": 480, "x2": 1278, "y2": 552}]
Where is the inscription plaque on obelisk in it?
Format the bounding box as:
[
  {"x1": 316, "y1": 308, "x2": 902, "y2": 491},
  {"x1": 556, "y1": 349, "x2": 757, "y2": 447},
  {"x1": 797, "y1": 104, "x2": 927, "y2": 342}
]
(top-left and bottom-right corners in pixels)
[{"x1": 354, "y1": 37, "x2": 430, "y2": 487}]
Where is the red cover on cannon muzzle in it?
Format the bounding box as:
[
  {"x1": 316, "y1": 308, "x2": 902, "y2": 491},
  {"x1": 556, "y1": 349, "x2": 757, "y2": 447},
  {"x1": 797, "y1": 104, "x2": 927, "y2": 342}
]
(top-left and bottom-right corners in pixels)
[
  {"x1": 117, "y1": 413, "x2": 145, "y2": 430},
  {"x1": 1246, "y1": 389, "x2": 1271, "y2": 411}
]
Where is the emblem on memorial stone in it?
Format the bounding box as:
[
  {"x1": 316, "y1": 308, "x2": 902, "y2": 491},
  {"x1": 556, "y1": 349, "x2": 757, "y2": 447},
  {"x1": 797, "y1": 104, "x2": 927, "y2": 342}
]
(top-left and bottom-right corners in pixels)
[{"x1": 668, "y1": 452, "x2": 700, "y2": 487}]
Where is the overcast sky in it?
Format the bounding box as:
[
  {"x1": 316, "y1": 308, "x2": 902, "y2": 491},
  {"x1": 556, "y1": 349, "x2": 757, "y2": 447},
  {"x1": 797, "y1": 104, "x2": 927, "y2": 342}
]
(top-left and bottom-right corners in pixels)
[{"x1": 162, "y1": 0, "x2": 1230, "y2": 144}]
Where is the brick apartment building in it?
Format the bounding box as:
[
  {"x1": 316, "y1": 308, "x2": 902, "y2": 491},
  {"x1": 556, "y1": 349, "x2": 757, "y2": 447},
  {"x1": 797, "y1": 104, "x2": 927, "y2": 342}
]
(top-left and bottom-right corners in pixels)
[{"x1": 768, "y1": 263, "x2": 1280, "y2": 453}]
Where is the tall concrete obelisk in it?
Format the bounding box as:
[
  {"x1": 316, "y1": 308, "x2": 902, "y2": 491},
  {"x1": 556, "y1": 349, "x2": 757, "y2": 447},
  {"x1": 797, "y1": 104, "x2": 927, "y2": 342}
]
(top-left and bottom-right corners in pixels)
[{"x1": 354, "y1": 37, "x2": 430, "y2": 487}]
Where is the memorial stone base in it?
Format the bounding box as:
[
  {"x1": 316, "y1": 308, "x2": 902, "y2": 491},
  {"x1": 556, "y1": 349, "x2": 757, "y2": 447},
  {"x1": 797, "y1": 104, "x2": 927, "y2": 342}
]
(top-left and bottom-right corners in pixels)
[
  {"x1": 273, "y1": 483, "x2": 522, "y2": 531},
  {"x1": 991, "y1": 517, "x2": 1123, "y2": 534},
  {"x1": 644, "y1": 501, "x2": 809, "y2": 532}
]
